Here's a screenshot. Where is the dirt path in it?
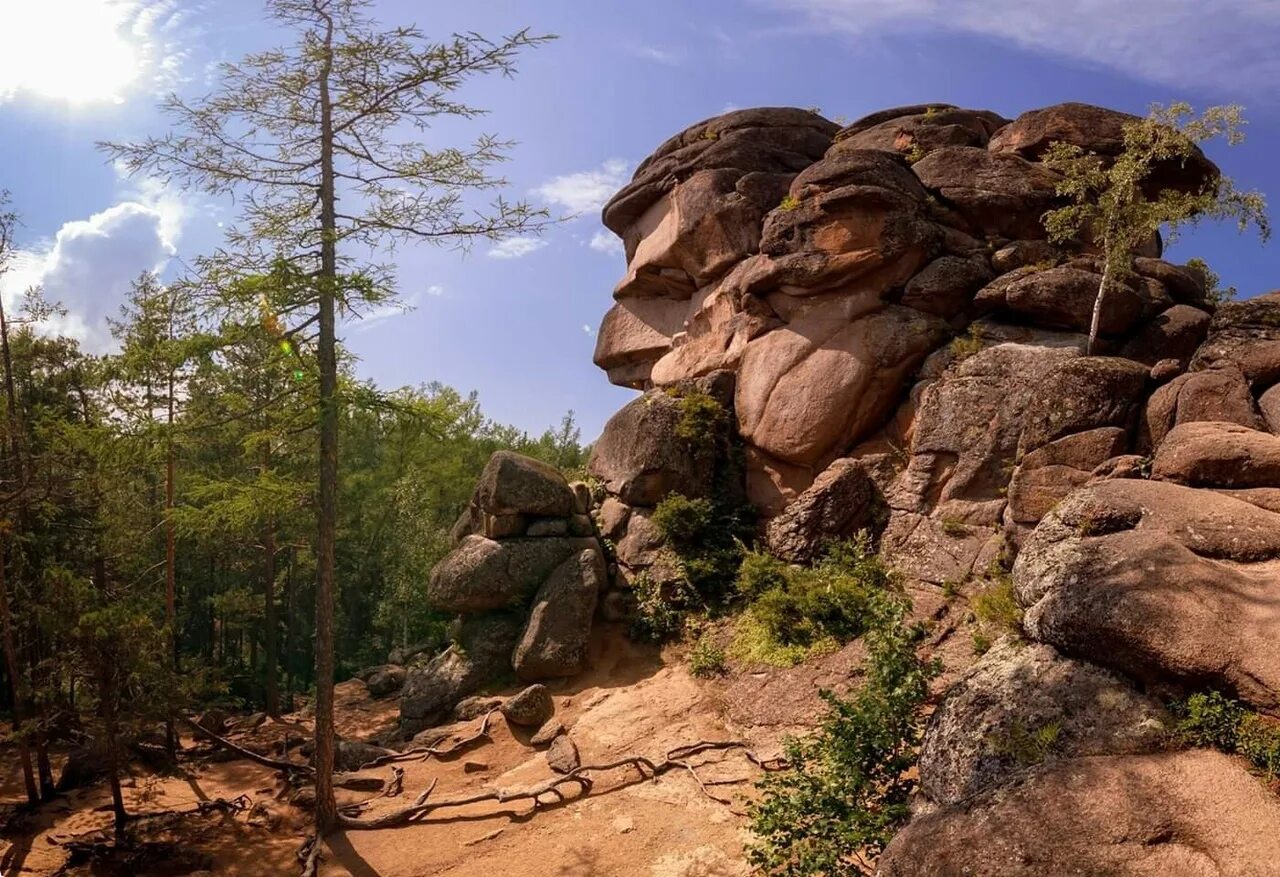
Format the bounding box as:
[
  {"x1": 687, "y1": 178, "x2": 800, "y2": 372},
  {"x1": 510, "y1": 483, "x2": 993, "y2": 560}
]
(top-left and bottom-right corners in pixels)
[{"x1": 1, "y1": 631, "x2": 773, "y2": 877}]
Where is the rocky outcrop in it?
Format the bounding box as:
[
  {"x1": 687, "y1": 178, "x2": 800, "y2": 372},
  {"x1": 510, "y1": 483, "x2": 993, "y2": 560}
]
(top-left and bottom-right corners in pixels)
[
  {"x1": 881, "y1": 750, "x2": 1280, "y2": 876},
  {"x1": 1015, "y1": 479, "x2": 1280, "y2": 712},
  {"x1": 919, "y1": 639, "x2": 1168, "y2": 805},
  {"x1": 400, "y1": 452, "x2": 606, "y2": 735},
  {"x1": 580, "y1": 99, "x2": 1280, "y2": 870}
]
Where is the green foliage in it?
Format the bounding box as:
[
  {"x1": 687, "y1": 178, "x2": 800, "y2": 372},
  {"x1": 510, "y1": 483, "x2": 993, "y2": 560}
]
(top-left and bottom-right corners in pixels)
[
  {"x1": 972, "y1": 574, "x2": 1022, "y2": 633},
  {"x1": 747, "y1": 589, "x2": 940, "y2": 875},
  {"x1": 779, "y1": 194, "x2": 801, "y2": 211},
  {"x1": 1184, "y1": 256, "x2": 1238, "y2": 305},
  {"x1": 1175, "y1": 691, "x2": 1246, "y2": 749},
  {"x1": 688, "y1": 635, "x2": 728, "y2": 678},
  {"x1": 673, "y1": 389, "x2": 729, "y2": 454},
  {"x1": 652, "y1": 495, "x2": 717, "y2": 547},
  {"x1": 939, "y1": 517, "x2": 968, "y2": 538},
  {"x1": 904, "y1": 144, "x2": 927, "y2": 164},
  {"x1": 734, "y1": 537, "x2": 893, "y2": 661},
  {"x1": 970, "y1": 630, "x2": 993, "y2": 656},
  {"x1": 1172, "y1": 690, "x2": 1280, "y2": 777},
  {"x1": 1040, "y1": 103, "x2": 1270, "y2": 353},
  {"x1": 628, "y1": 570, "x2": 694, "y2": 642},
  {"x1": 989, "y1": 719, "x2": 1062, "y2": 766},
  {"x1": 949, "y1": 323, "x2": 986, "y2": 362}
]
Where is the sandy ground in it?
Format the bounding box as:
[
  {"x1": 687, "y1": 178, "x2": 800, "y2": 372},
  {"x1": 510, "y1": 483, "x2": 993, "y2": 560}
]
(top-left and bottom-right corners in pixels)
[
  {"x1": 0, "y1": 630, "x2": 766, "y2": 877},
  {"x1": 0, "y1": 594, "x2": 980, "y2": 877}
]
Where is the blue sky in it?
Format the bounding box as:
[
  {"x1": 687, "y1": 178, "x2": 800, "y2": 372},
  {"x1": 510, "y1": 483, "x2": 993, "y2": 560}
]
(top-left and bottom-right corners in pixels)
[{"x1": 1, "y1": 0, "x2": 1278, "y2": 441}]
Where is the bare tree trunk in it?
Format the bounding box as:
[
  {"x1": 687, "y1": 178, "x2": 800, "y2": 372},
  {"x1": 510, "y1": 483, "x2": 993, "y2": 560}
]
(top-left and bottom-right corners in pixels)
[
  {"x1": 164, "y1": 364, "x2": 178, "y2": 760},
  {"x1": 285, "y1": 547, "x2": 295, "y2": 712},
  {"x1": 0, "y1": 543, "x2": 38, "y2": 804},
  {"x1": 312, "y1": 0, "x2": 340, "y2": 834},
  {"x1": 264, "y1": 517, "x2": 279, "y2": 716}
]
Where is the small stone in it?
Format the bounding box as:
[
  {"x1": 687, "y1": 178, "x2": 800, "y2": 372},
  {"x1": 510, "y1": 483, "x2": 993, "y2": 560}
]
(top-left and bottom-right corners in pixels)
[
  {"x1": 613, "y1": 815, "x2": 635, "y2": 834},
  {"x1": 530, "y1": 720, "x2": 566, "y2": 747},
  {"x1": 546, "y1": 735, "x2": 580, "y2": 774},
  {"x1": 501, "y1": 684, "x2": 555, "y2": 727}
]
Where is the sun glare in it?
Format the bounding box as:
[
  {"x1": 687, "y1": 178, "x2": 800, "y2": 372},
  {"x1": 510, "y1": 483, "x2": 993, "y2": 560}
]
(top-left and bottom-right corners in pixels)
[{"x1": 0, "y1": 0, "x2": 144, "y2": 105}]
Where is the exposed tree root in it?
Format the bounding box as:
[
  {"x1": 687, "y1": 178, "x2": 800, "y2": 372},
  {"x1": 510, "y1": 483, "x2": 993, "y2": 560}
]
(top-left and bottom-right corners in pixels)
[
  {"x1": 297, "y1": 833, "x2": 322, "y2": 877},
  {"x1": 355, "y1": 710, "x2": 499, "y2": 770},
  {"x1": 337, "y1": 740, "x2": 774, "y2": 831},
  {"x1": 178, "y1": 716, "x2": 313, "y2": 778}
]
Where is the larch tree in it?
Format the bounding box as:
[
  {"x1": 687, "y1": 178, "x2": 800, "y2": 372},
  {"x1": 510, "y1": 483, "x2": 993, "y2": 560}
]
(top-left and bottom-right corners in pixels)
[
  {"x1": 1041, "y1": 102, "x2": 1270, "y2": 354},
  {"x1": 102, "y1": 0, "x2": 551, "y2": 832}
]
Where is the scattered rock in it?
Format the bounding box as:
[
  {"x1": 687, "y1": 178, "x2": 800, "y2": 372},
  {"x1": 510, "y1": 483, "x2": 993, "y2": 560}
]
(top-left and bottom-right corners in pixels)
[
  {"x1": 364, "y1": 664, "x2": 406, "y2": 698},
  {"x1": 473, "y1": 450, "x2": 575, "y2": 518},
  {"x1": 502, "y1": 684, "x2": 555, "y2": 728},
  {"x1": 530, "y1": 720, "x2": 566, "y2": 747},
  {"x1": 546, "y1": 735, "x2": 581, "y2": 774}
]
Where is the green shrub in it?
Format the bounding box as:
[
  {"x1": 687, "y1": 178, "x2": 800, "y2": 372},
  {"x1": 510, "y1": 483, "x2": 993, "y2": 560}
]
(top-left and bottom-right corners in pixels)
[
  {"x1": 737, "y1": 550, "x2": 791, "y2": 601},
  {"x1": 1238, "y1": 714, "x2": 1280, "y2": 776},
  {"x1": 1173, "y1": 690, "x2": 1280, "y2": 777},
  {"x1": 747, "y1": 589, "x2": 939, "y2": 876},
  {"x1": 940, "y1": 517, "x2": 968, "y2": 538},
  {"x1": 738, "y1": 536, "x2": 891, "y2": 652},
  {"x1": 729, "y1": 611, "x2": 832, "y2": 668},
  {"x1": 904, "y1": 143, "x2": 927, "y2": 164},
  {"x1": 973, "y1": 574, "x2": 1022, "y2": 633},
  {"x1": 949, "y1": 324, "x2": 986, "y2": 362},
  {"x1": 779, "y1": 194, "x2": 801, "y2": 211},
  {"x1": 629, "y1": 571, "x2": 693, "y2": 642},
  {"x1": 652, "y1": 494, "x2": 716, "y2": 548},
  {"x1": 689, "y1": 635, "x2": 728, "y2": 678},
  {"x1": 673, "y1": 389, "x2": 729, "y2": 452},
  {"x1": 1175, "y1": 690, "x2": 1245, "y2": 750},
  {"x1": 971, "y1": 630, "x2": 993, "y2": 656}
]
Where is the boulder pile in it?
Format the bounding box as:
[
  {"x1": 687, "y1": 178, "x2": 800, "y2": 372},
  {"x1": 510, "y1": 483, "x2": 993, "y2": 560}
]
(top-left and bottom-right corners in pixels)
[{"x1": 398, "y1": 452, "x2": 605, "y2": 735}]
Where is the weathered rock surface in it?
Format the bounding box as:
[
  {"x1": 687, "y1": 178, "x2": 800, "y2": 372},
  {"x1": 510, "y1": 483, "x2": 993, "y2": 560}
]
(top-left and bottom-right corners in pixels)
[
  {"x1": 1191, "y1": 291, "x2": 1280, "y2": 387},
  {"x1": 1143, "y1": 364, "x2": 1263, "y2": 448},
  {"x1": 364, "y1": 664, "x2": 407, "y2": 698},
  {"x1": 427, "y1": 535, "x2": 598, "y2": 614},
  {"x1": 1151, "y1": 420, "x2": 1280, "y2": 489},
  {"x1": 473, "y1": 451, "x2": 575, "y2": 518},
  {"x1": 588, "y1": 374, "x2": 733, "y2": 505},
  {"x1": 881, "y1": 750, "x2": 1280, "y2": 876},
  {"x1": 512, "y1": 548, "x2": 606, "y2": 680},
  {"x1": 920, "y1": 639, "x2": 1168, "y2": 805},
  {"x1": 763, "y1": 458, "x2": 882, "y2": 562},
  {"x1": 1015, "y1": 479, "x2": 1280, "y2": 712}
]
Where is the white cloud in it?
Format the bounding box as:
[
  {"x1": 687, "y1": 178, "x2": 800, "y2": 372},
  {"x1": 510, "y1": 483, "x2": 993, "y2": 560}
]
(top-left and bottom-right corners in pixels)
[
  {"x1": 350, "y1": 290, "x2": 423, "y2": 333},
  {"x1": 487, "y1": 236, "x2": 548, "y2": 260},
  {"x1": 0, "y1": 0, "x2": 188, "y2": 105},
  {"x1": 533, "y1": 159, "x2": 631, "y2": 218},
  {"x1": 631, "y1": 45, "x2": 684, "y2": 66},
  {"x1": 582, "y1": 324, "x2": 593, "y2": 334},
  {"x1": 1, "y1": 201, "x2": 179, "y2": 350},
  {"x1": 426, "y1": 284, "x2": 445, "y2": 297},
  {"x1": 760, "y1": 0, "x2": 1280, "y2": 94},
  {"x1": 588, "y1": 230, "x2": 624, "y2": 257}
]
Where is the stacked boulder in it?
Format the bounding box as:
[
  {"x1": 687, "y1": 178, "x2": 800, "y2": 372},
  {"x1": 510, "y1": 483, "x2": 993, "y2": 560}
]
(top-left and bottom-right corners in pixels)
[
  {"x1": 588, "y1": 101, "x2": 1280, "y2": 869},
  {"x1": 591, "y1": 370, "x2": 740, "y2": 612},
  {"x1": 398, "y1": 452, "x2": 605, "y2": 735}
]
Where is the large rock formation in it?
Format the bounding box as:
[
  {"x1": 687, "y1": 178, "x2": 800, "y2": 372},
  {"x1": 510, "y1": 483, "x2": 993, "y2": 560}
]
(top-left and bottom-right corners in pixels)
[
  {"x1": 589, "y1": 100, "x2": 1220, "y2": 582},
  {"x1": 581, "y1": 100, "x2": 1280, "y2": 873}
]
